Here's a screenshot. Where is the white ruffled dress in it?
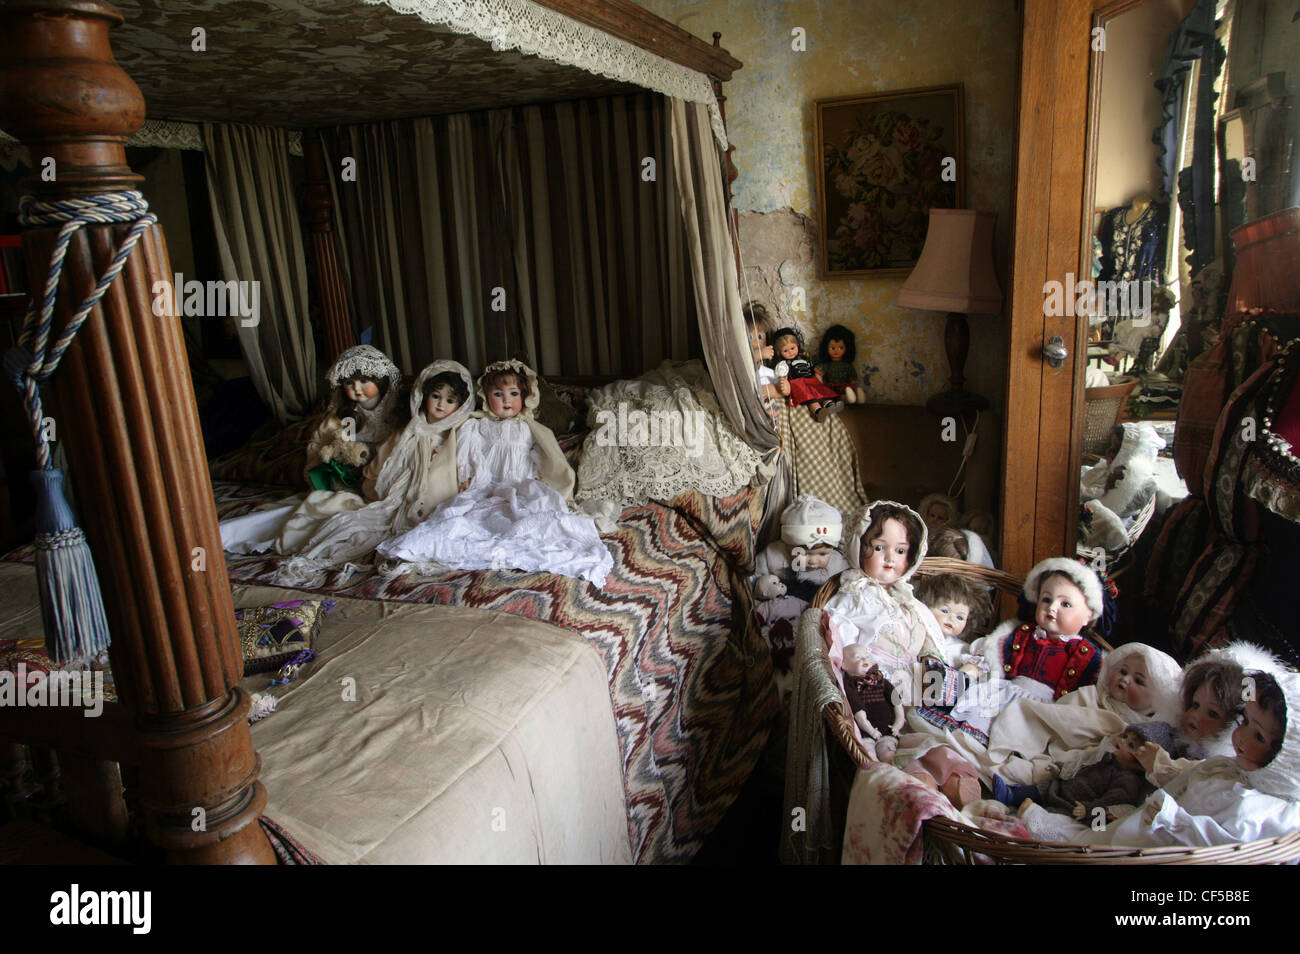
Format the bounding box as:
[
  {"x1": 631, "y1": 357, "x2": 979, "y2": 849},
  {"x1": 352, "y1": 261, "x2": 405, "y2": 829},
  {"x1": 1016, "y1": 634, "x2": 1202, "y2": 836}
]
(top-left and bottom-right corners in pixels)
[{"x1": 377, "y1": 417, "x2": 613, "y2": 585}]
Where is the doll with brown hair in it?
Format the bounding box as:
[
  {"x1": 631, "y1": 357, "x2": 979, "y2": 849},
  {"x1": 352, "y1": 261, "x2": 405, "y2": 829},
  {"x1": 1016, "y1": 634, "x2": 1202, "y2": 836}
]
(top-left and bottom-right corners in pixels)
[
  {"x1": 378, "y1": 360, "x2": 613, "y2": 585},
  {"x1": 816, "y1": 324, "x2": 861, "y2": 403},
  {"x1": 744, "y1": 302, "x2": 782, "y2": 419},
  {"x1": 771, "y1": 327, "x2": 842, "y2": 422},
  {"x1": 822, "y1": 500, "x2": 947, "y2": 705},
  {"x1": 305, "y1": 345, "x2": 405, "y2": 493}
]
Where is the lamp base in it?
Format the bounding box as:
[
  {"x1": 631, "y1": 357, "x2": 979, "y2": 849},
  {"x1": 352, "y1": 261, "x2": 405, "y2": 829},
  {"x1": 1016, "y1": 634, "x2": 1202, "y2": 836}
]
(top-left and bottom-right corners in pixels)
[{"x1": 926, "y1": 388, "x2": 989, "y2": 420}]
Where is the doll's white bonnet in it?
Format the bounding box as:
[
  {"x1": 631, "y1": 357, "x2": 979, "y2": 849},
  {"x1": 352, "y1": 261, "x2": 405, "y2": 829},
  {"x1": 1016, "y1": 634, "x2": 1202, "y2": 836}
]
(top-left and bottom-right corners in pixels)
[{"x1": 1023, "y1": 557, "x2": 1105, "y2": 624}]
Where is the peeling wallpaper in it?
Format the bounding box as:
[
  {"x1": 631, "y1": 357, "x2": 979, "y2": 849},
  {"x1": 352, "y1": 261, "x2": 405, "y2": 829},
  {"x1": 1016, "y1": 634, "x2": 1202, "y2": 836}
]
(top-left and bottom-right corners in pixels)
[{"x1": 642, "y1": 0, "x2": 1020, "y2": 410}]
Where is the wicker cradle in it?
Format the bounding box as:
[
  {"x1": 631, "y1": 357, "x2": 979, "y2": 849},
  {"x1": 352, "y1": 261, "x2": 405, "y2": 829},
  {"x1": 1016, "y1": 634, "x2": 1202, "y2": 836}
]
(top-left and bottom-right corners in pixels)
[{"x1": 812, "y1": 556, "x2": 1300, "y2": 864}]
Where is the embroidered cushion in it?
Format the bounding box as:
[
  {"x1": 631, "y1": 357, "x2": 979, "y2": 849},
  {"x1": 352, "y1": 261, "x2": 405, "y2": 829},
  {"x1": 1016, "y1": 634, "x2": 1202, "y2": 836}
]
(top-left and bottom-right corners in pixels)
[{"x1": 235, "y1": 600, "x2": 332, "y2": 674}]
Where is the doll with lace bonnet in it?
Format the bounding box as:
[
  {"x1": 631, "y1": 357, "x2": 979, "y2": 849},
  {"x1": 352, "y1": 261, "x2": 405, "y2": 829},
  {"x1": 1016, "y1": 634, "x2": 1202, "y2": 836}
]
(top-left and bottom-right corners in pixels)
[
  {"x1": 822, "y1": 500, "x2": 946, "y2": 706},
  {"x1": 1021, "y1": 663, "x2": 1300, "y2": 848},
  {"x1": 378, "y1": 359, "x2": 612, "y2": 585},
  {"x1": 268, "y1": 360, "x2": 475, "y2": 587},
  {"x1": 1134, "y1": 643, "x2": 1254, "y2": 788},
  {"x1": 306, "y1": 345, "x2": 404, "y2": 493}
]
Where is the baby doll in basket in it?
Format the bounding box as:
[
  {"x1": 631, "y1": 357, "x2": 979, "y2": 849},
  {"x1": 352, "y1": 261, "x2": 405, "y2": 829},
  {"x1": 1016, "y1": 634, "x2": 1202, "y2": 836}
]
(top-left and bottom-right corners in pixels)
[
  {"x1": 992, "y1": 723, "x2": 1165, "y2": 826},
  {"x1": 1018, "y1": 662, "x2": 1300, "y2": 849},
  {"x1": 842, "y1": 643, "x2": 904, "y2": 762}
]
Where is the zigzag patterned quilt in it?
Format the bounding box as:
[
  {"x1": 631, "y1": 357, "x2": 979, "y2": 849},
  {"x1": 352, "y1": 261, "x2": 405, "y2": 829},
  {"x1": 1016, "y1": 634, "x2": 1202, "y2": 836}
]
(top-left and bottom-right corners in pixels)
[{"x1": 213, "y1": 479, "x2": 778, "y2": 863}]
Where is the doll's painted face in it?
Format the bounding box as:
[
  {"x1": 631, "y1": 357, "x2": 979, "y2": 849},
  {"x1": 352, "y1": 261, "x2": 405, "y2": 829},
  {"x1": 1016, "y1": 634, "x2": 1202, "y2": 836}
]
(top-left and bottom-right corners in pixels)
[
  {"x1": 749, "y1": 328, "x2": 774, "y2": 364},
  {"x1": 777, "y1": 336, "x2": 800, "y2": 361},
  {"x1": 1107, "y1": 654, "x2": 1154, "y2": 714},
  {"x1": 423, "y1": 383, "x2": 462, "y2": 423},
  {"x1": 344, "y1": 376, "x2": 382, "y2": 410},
  {"x1": 1181, "y1": 680, "x2": 1230, "y2": 741},
  {"x1": 488, "y1": 374, "x2": 524, "y2": 419},
  {"x1": 925, "y1": 501, "x2": 953, "y2": 531},
  {"x1": 929, "y1": 601, "x2": 970, "y2": 639},
  {"x1": 1035, "y1": 574, "x2": 1090, "y2": 639},
  {"x1": 861, "y1": 518, "x2": 910, "y2": 585},
  {"x1": 1112, "y1": 731, "x2": 1145, "y2": 770},
  {"x1": 1232, "y1": 699, "x2": 1282, "y2": 771},
  {"x1": 842, "y1": 644, "x2": 872, "y2": 678},
  {"x1": 827, "y1": 338, "x2": 847, "y2": 361}
]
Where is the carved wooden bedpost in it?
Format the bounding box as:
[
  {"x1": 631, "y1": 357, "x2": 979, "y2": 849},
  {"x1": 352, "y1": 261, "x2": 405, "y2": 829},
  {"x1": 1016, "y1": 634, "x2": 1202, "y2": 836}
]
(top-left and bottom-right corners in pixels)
[
  {"x1": 302, "y1": 131, "x2": 354, "y2": 364},
  {"x1": 0, "y1": 0, "x2": 274, "y2": 864}
]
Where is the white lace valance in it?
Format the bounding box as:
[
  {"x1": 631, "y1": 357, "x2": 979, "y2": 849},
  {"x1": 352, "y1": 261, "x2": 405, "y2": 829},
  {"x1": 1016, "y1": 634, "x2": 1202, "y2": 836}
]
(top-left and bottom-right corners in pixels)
[
  {"x1": 368, "y1": 0, "x2": 729, "y2": 151},
  {"x1": 0, "y1": 121, "x2": 303, "y2": 156}
]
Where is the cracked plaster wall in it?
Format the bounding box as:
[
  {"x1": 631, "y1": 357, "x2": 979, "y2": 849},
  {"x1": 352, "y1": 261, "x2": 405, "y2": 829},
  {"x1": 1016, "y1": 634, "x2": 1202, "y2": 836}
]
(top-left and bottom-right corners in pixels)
[{"x1": 643, "y1": 0, "x2": 1019, "y2": 410}]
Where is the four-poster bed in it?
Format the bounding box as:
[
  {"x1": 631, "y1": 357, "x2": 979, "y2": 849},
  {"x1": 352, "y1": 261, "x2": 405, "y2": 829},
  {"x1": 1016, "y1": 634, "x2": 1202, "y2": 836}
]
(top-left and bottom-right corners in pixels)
[{"x1": 0, "y1": 0, "x2": 777, "y2": 864}]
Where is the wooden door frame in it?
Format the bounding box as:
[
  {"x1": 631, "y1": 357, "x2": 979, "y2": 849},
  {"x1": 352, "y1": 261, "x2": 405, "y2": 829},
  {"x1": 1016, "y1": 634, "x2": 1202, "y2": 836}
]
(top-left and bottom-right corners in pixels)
[{"x1": 1002, "y1": 0, "x2": 1148, "y2": 578}]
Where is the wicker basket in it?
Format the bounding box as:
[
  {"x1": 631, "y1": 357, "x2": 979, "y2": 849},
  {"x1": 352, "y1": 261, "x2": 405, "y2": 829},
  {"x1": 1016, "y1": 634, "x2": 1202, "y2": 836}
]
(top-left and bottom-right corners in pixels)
[
  {"x1": 813, "y1": 557, "x2": 1300, "y2": 864},
  {"x1": 1082, "y1": 377, "x2": 1138, "y2": 456}
]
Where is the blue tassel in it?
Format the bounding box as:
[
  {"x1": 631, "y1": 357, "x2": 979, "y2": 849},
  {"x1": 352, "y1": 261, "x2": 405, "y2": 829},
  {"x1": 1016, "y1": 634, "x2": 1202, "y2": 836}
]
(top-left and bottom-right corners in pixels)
[{"x1": 30, "y1": 467, "x2": 111, "y2": 663}]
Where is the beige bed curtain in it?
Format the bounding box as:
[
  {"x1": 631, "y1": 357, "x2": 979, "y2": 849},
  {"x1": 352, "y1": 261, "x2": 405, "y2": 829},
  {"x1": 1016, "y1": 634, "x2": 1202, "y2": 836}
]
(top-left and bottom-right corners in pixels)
[
  {"x1": 202, "y1": 123, "x2": 316, "y2": 423},
  {"x1": 669, "y1": 98, "x2": 780, "y2": 454},
  {"x1": 320, "y1": 93, "x2": 696, "y2": 378}
]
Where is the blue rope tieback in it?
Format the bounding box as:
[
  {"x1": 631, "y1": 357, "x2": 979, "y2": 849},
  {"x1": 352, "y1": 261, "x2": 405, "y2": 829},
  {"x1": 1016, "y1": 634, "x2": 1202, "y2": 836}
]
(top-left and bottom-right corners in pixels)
[{"x1": 8, "y1": 190, "x2": 157, "y2": 663}]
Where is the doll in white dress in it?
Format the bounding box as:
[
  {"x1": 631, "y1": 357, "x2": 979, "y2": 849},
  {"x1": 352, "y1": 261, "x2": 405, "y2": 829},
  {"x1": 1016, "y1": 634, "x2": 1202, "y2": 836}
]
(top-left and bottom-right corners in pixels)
[{"x1": 378, "y1": 359, "x2": 613, "y2": 586}]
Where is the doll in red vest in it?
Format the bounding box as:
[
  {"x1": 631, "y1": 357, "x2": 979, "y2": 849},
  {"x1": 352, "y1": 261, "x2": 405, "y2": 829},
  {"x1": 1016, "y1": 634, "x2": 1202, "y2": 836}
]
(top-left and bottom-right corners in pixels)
[{"x1": 949, "y1": 558, "x2": 1105, "y2": 730}]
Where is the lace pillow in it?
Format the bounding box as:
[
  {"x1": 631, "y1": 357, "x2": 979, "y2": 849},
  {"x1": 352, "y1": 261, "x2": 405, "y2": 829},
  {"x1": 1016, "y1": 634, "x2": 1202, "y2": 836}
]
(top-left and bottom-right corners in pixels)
[{"x1": 235, "y1": 600, "x2": 332, "y2": 674}]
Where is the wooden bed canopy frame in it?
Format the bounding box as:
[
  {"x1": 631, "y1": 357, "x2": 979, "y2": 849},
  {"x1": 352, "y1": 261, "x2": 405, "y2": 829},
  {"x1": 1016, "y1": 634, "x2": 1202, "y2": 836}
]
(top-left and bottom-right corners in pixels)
[{"x1": 0, "y1": 0, "x2": 742, "y2": 864}]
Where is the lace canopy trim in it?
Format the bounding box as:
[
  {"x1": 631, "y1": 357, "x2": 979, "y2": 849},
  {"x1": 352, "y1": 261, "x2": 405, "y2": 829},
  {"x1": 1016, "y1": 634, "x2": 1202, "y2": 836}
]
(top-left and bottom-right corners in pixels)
[
  {"x1": 0, "y1": 122, "x2": 303, "y2": 156},
  {"x1": 368, "y1": 0, "x2": 729, "y2": 150}
]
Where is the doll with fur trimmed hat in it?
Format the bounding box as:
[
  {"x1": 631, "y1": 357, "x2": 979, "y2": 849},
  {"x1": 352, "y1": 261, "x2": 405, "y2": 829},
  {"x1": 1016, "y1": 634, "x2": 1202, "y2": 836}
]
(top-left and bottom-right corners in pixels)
[
  {"x1": 378, "y1": 359, "x2": 612, "y2": 585},
  {"x1": 967, "y1": 557, "x2": 1108, "y2": 705},
  {"x1": 822, "y1": 500, "x2": 947, "y2": 707},
  {"x1": 305, "y1": 345, "x2": 405, "y2": 493}
]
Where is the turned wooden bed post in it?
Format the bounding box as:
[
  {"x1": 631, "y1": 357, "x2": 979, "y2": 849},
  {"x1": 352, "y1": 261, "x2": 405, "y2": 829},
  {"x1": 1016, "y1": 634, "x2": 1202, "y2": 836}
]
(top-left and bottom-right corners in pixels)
[
  {"x1": 0, "y1": 0, "x2": 274, "y2": 864},
  {"x1": 302, "y1": 131, "x2": 354, "y2": 364}
]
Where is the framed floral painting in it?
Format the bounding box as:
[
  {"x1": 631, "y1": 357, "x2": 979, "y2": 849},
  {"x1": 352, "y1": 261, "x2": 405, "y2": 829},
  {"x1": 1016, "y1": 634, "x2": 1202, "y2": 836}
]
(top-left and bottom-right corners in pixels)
[{"x1": 815, "y1": 85, "x2": 965, "y2": 278}]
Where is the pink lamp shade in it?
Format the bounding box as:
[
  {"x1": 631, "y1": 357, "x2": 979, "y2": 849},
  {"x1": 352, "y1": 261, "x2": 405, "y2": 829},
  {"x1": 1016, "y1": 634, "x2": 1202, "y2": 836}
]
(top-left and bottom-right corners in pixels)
[{"x1": 898, "y1": 209, "x2": 1002, "y2": 314}]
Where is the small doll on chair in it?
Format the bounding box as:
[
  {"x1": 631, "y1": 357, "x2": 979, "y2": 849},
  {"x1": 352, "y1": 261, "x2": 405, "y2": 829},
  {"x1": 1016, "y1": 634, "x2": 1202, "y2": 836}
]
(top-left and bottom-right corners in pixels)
[
  {"x1": 305, "y1": 345, "x2": 405, "y2": 494},
  {"x1": 771, "y1": 327, "x2": 842, "y2": 422}
]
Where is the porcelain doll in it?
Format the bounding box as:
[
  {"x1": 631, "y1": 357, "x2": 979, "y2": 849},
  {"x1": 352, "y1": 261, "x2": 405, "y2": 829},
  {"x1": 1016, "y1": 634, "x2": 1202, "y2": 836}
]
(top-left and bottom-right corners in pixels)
[
  {"x1": 378, "y1": 360, "x2": 613, "y2": 585},
  {"x1": 771, "y1": 327, "x2": 842, "y2": 421},
  {"x1": 842, "y1": 643, "x2": 904, "y2": 762},
  {"x1": 823, "y1": 500, "x2": 946, "y2": 705},
  {"x1": 918, "y1": 492, "x2": 960, "y2": 537},
  {"x1": 305, "y1": 345, "x2": 405, "y2": 493},
  {"x1": 816, "y1": 324, "x2": 860, "y2": 403},
  {"x1": 993, "y1": 724, "x2": 1160, "y2": 823}
]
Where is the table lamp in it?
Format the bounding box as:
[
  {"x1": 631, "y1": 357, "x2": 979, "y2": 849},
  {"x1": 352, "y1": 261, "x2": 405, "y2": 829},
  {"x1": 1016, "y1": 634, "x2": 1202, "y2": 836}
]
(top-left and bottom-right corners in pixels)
[{"x1": 897, "y1": 209, "x2": 1002, "y2": 418}]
